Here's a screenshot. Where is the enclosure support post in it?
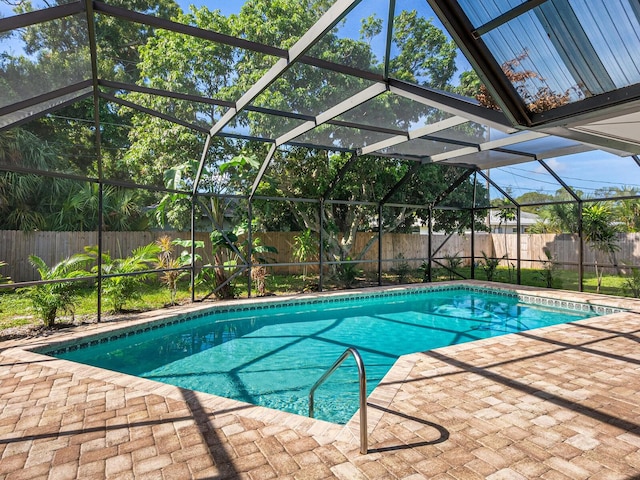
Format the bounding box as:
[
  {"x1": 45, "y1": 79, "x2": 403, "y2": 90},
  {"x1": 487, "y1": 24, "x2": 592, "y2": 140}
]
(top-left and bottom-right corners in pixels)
[
  {"x1": 471, "y1": 172, "x2": 477, "y2": 281},
  {"x1": 470, "y1": 208, "x2": 475, "y2": 280},
  {"x1": 247, "y1": 200, "x2": 253, "y2": 298},
  {"x1": 319, "y1": 199, "x2": 324, "y2": 292},
  {"x1": 578, "y1": 200, "x2": 584, "y2": 292},
  {"x1": 190, "y1": 194, "x2": 196, "y2": 303},
  {"x1": 97, "y1": 182, "x2": 103, "y2": 322},
  {"x1": 516, "y1": 205, "x2": 521, "y2": 285},
  {"x1": 86, "y1": 0, "x2": 102, "y2": 322},
  {"x1": 427, "y1": 207, "x2": 433, "y2": 282},
  {"x1": 378, "y1": 203, "x2": 383, "y2": 286}
]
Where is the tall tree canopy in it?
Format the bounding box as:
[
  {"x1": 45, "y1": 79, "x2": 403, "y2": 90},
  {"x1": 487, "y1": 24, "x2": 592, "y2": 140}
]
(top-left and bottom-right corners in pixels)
[{"x1": 1, "y1": 0, "x2": 487, "y2": 243}]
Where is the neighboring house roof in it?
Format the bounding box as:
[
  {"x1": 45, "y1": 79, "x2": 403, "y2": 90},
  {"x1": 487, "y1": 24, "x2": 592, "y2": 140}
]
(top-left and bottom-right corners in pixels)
[{"x1": 489, "y1": 211, "x2": 540, "y2": 226}]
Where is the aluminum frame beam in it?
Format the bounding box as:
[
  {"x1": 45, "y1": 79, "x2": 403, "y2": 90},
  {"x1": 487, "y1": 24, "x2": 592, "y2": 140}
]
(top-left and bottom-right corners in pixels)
[
  {"x1": 207, "y1": 0, "x2": 364, "y2": 139},
  {"x1": 429, "y1": 130, "x2": 548, "y2": 163},
  {"x1": 0, "y1": 88, "x2": 93, "y2": 132},
  {"x1": 275, "y1": 83, "x2": 387, "y2": 146},
  {"x1": 0, "y1": 1, "x2": 84, "y2": 32},
  {"x1": 388, "y1": 78, "x2": 517, "y2": 133},
  {"x1": 359, "y1": 115, "x2": 469, "y2": 155},
  {"x1": 248, "y1": 84, "x2": 386, "y2": 198}
]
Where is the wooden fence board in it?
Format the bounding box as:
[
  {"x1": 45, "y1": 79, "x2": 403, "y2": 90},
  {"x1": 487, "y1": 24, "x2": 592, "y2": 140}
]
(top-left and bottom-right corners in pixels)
[{"x1": 2, "y1": 230, "x2": 639, "y2": 282}]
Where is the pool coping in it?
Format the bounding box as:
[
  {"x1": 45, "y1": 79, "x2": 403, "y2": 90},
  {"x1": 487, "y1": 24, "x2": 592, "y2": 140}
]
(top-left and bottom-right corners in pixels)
[{"x1": 4, "y1": 280, "x2": 640, "y2": 451}]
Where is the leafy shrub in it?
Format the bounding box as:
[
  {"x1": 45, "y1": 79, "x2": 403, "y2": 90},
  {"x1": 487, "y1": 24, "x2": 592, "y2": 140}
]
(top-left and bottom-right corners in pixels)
[
  {"x1": 443, "y1": 252, "x2": 462, "y2": 280},
  {"x1": 393, "y1": 253, "x2": 411, "y2": 284},
  {"x1": 623, "y1": 265, "x2": 640, "y2": 298},
  {"x1": 480, "y1": 251, "x2": 502, "y2": 282},
  {"x1": 420, "y1": 260, "x2": 430, "y2": 282},
  {"x1": 28, "y1": 254, "x2": 91, "y2": 326},
  {"x1": 538, "y1": 247, "x2": 557, "y2": 288},
  {"x1": 336, "y1": 258, "x2": 361, "y2": 288},
  {"x1": 87, "y1": 243, "x2": 161, "y2": 313},
  {"x1": 292, "y1": 229, "x2": 318, "y2": 281},
  {"x1": 155, "y1": 236, "x2": 196, "y2": 305}
]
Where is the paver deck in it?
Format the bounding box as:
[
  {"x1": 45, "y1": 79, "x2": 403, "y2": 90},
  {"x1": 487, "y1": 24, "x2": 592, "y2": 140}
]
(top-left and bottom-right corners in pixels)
[{"x1": 1, "y1": 281, "x2": 640, "y2": 479}]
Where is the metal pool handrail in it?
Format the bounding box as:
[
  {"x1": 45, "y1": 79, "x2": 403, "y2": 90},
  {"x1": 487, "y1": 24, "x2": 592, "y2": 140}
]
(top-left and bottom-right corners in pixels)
[{"x1": 308, "y1": 347, "x2": 368, "y2": 454}]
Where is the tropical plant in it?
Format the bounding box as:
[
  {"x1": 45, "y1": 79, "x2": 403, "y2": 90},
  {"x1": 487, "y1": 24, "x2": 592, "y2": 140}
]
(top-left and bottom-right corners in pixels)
[
  {"x1": 623, "y1": 265, "x2": 640, "y2": 298},
  {"x1": 538, "y1": 247, "x2": 557, "y2": 288},
  {"x1": 198, "y1": 228, "x2": 242, "y2": 300},
  {"x1": 0, "y1": 129, "x2": 62, "y2": 231},
  {"x1": 155, "y1": 236, "x2": 198, "y2": 306},
  {"x1": 442, "y1": 252, "x2": 462, "y2": 280},
  {"x1": 611, "y1": 187, "x2": 640, "y2": 232},
  {"x1": 292, "y1": 229, "x2": 318, "y2": 281},
  {"x1": 582, "y1": 203, "x2": 620, "y2": 293},
  {"x1": 87, "y1": 243, "x2": 161, "y2": 313},
  {"x1": 480, "y1": 251, "x2": 502, "y2": 282},
  {"x1": 420, "y1": 260, "x2": 430, "y2": 282},
  {"x1": 335, "y1": 258, "x2": 361, "y2": 288},
  {"x1": 27, "y1": 253, "x2": 91, "y2": 326},
  {"x1": 495, "y1": 203, "x2": 517, "y2": 282},
  {"x1": 392, "y1": 253, "x2": 411, "y2": 284}
]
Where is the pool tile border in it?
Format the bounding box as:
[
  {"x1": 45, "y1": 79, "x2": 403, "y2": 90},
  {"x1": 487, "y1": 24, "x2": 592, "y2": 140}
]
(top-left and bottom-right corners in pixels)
[{"x1": 36, "y1": 282, "x2": 625, "y2": 356}]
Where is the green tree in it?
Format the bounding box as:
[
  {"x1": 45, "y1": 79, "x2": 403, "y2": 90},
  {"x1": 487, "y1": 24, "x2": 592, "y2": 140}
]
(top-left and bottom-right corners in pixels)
[
  {"x1": 2, "y1": 0, "x2": 181, "y2": 184},
  {"x1": 529, "y1": 189, "x2": 581, "y2": 234},
  {"x1": 611, "y1": 187, "x2": 640, "y2": 232},
  {"x1": 0, "y1": 128, "x2": 68, "y2": 230},
  {"x1": 256, "y1": 151, "x2": 486, "y2": 273},
  {"x1": 515, "y1": 191, "x2": 555, "y2": 215}
]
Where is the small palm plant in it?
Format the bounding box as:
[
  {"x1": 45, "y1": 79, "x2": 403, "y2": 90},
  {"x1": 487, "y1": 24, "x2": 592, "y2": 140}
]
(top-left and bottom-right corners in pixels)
[
  {"x1": 86, "y1": 243, "x2": 161, "y2": 313},
  {"x1": 538, "y1": 247, "x2": 557, "y2": 288},
  {"x1": 443, "y1": 251, "x2": 462, "y2": 280},
  {"x1": 28, "y1": 253, "x2": 91, "y2": 327},
  {"x1": 292, "y1": 229, "x2": 318, "y2": 281},
  {"x1": 155, "y1": 236, "x2": 197, "y2": 305},
  {"x1": 249, "y1": 237, "x2": 278, "y2": 296},
  {"x1": 480, "y1": 251, "x2": 502, "y2": 282}
]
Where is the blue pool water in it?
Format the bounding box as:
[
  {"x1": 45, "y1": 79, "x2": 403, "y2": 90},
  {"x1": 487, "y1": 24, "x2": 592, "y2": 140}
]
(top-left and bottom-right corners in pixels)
[{"x1": 54, "y1": 287, "x2": 598, "y2": 423}]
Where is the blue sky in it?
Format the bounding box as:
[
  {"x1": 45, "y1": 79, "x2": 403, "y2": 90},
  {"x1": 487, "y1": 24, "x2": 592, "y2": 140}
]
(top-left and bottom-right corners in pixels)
[{"x1": 489, "y1": 150, "x2": 640, "y2": 200}]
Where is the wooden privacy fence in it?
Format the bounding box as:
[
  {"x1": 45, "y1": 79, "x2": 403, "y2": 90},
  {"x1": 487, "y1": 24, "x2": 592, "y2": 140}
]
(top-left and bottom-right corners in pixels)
[
  {"x1": 492, "y1": 233, "x2": 640, "y2": 269},
  {"x1": 2, "y1": 230, "x2": 639, "y2": 282}
]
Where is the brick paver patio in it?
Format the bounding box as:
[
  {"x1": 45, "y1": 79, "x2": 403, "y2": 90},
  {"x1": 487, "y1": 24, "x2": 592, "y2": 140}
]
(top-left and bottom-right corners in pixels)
[{"x1": 1, "y1": 282, "x2": 640, "y2": 479}]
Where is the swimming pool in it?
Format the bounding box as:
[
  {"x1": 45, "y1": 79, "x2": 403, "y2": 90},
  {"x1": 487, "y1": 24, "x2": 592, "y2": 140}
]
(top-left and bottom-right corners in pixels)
[{"x1": 49, "y1": 285, "x2": 613, "y2": 424}]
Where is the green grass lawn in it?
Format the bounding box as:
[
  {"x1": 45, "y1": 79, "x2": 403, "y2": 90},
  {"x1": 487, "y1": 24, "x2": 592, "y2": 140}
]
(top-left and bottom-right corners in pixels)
[{"x1": 0, "y1": 267, "x2": 636, "y2": 334}]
